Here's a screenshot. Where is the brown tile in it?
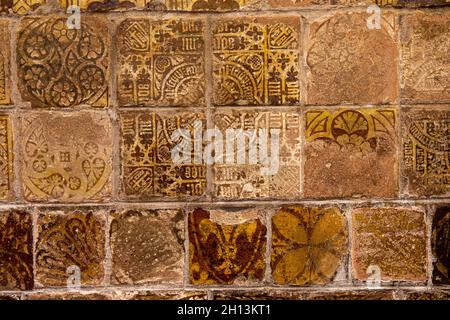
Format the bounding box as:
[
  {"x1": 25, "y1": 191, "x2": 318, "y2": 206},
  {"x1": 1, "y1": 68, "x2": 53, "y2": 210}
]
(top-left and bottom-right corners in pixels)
[
  {"x1": 20, "y1": 111, "x2": 112, "y2": 202},
  {"x1": 213, "y1": 110, "x2": 301, "y2": 200},
  {"x1": 352, "y1": 207, "x2": 427, "y2": 282},
  {"x1": 307, "y1": 290, "x2": 394, "y2": 300},
  {"x1": 0, "y1": 20, "x2": 10, "y2": 105},
  {"x1": 110, "y1": 209, "x2": 184, "y2": 285},
  {"x1": 0, "y1": 293, "x2": 21, "y2": 300},
  {"x1": 17, "y1": 16, "x2": 109, "y2": 108},
  {"x1": 401, "y1": 107, "x2": 450, "y2": 197},
  {"x1": 400, "y1": 12, "x2": 450, "y2": 103},
  {"x1": 36, "y1": 209, "x2": 106, "y2": 287},
  {"x1": 432, "y1": 206, "x2": 450, "y2": 284},
  {"x1": 401, "y1": 290, "x2": 450, "y2": 300},
  {"x1": 116, "y1": 18, "x2": 205, "y2": 107},
  {"x1": 268, "y1": 0, "x2": 371, "y2": 9},
  {"x1": 0, "y1": 0, "x2": 44, "y2": 14},
  {"x1": 189, "y1": 208, "x2": 266, "y2": 285},
  {"x1": 271, "y1": 206, "x2": 348, "y2": 285},
  {"x1": 377, "y1": 0, "x2": 450, "y2": 7},
  {"x1": 306, "y1": 12, "x2": 397, "y2": 105},
  {"x1": 119, "y1": 110, "x2": 206, "y2": 199},
  {"x1": 304, "y1": 108, "x2": 398, "y2": 198},
  {"x1": 0, "y1": 211, "x2": 33, "y2": 291},
  {"x1": 24, "y1": 292, "x2": 112, "y2": 300},
  {"x1": 213, "y1": 290, "x2": 306, "y2": 300},
  {"x1": 0, "y1": 114, "x2": 13, "y2": 200},
  {"x1": 213, "y1": 17, "x2": 300, "y2": 106},
  {"x1": 111, "y1": 290, "x2": 207, "y2": 300}
]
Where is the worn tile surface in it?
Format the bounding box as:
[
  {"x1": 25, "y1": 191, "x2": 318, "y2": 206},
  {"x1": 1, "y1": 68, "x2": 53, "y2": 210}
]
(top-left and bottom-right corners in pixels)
[
  {"x1": 21, "y1": 111, "x2": 112, "y2": 202},
  {"x1": 17, "y1": 17, "x2": 109, "y2": 108},
  {"x1": 0, "y1": 211, "x2": 33, "y2": 291},
  {"x1": 117, "y1": 19, "x2": 205, "y2": 107},
  {"x1": 352, "y1": 208, "x2": 428, "y2": 282},
  {"x1": 304, "y1": 108, "x2": 397, "y2": 198},
  {"x1": 0, "y1": 115, "x2": 13, "y2": 200},
  {"x1": 306, "y1": 12, "x2": 397, "y2": 105},
  {"x1": 214, "y1": 110, "x2": 301, "y2": 200},
  {"x1": 110, "y1": 209, "x2": 184, "y2": 285},
  {"x1": 111, "y1": 290, "x2": 207, "y2": 300},
  {"x1": 0, "y1": 21, "x2": 10, "y2": 105},
  {"x1": 400, "y1": 12, "x2": 450, "y2": 103},
  {"x1": 271, "y1": 206, "x2": 348, "y2": 285},
  {"x1": 213, "y1": 290, "x2": 306, "y2": 300},
  {"x1": 36, "y1": 209, "x2": 106, "y2": 287},
  {"x1": 213, "y1": 17, "x2": 300, "y2": 106},
  {"x1": 268, "y1": 0, "x2": 371, "y2": 8},
  {"x1": 432, "y1": 206, "x2": 450, "y2": 284},
  {"x1": 401, "y1": 107, "x2": 450, "y2": 197},
  {"x1": 401, "y1": 290, "x2": 450, "y2": 300},
  {"x1": 307, "y1": 290, "x2": 394, "y2": 300},
  {"x1": 189, "y1": 208, "x2": 266, "y2": 285},
  {"x1": 377, "y1": 0, "x2": 450, "y2": 7},
  {"x1": 0, "y1": 0, "x2": 44, "y2": 14}
]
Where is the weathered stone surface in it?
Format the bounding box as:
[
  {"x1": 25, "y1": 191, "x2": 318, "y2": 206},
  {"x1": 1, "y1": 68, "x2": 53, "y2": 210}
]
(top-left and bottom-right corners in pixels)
[
  {"x1": 432, "y1": 206, "x2": 450, "y2": 284},
  {"x1": 306, "y1": 12, "x2": 397, "y2": 105},
  {"x1": 304, "y1": 108, "x2": 397, "y2": 198},
  {"x1": 213, "y1": 290, "x2": 306, "y2": 300},
  {"x1": 17, "y1": 17, "x2": 109, "y2": 108},
  {"x1": 400, "y1": 12, "x2": 450, "y2": 103},
  {"x1": 352, "y1": 207, "x2": 427, "y2": 282},
  {"x1": 400, "y1": 290, "x2": 450, "y2": 300},
  {"x1": 213, "y1": 17, "x2": 300, "y2": 106},
  {"x1": 213, "y1": 110, "x2": 301, "y2": 200},
  {"x1": 268, "y1": 0, "x2": 371, "y2": 8},
  {"x1": 0, "y1": 21, "x2": 10, "y2": 105},
  {"x1": 36, "y1": 209, "x2": 106, "y2": 287},
  {"x1": 271, "y1": 206, "x2": 348, "y2": 285},
  {"x1": 189, "y1": 208, "x2": 266, "y2": 285},
  {"x1": 0, "y1": 211, "x2": 33, "y2": 291},
  {"x1": 0, "y1": 114, "x2": 13, "y2": 200},
  {"x1": 110, "y1": 209, "x2": 184, "y2": 285},
  {"x1": 111, "y1": 290, "x2": 207, "y2": 300},
  {"x1": 307, "y1": 290, "x2": 394, "y2": 300},
  {"x1": 377, "y1": 0, "x2": 450, "y2": 7},
  {"x1": 401, "y1": 107, "x2": 450, "y2": 197},
  {"x1": 116, "y1": 18, "x2": 205, "y2": 107},
  {"x1": 24, "y1": 292, "x2": 111, "y2": 300},
  {"x1": 20, "y1": 111, "x2": 112, "y2": 202},
  {"x1": 119, "y1": 110, "x2": 206, "y2": 199}
]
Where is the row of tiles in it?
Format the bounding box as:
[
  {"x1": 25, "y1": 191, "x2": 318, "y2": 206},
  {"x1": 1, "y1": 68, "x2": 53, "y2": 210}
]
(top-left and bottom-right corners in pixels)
[
  {"x1": 0, "y1": 11, "x2": 449, "y2": 109},
  {"x1": 0, "y1": 106, "x2": 449, "y2": 201},
  {"x1": 0, "y1": 205, "x2": 449, "y2": 290}
]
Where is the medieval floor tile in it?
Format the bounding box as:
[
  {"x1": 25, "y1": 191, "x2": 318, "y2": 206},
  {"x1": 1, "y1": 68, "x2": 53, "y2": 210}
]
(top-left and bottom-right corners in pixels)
[
  {"x1": 212, "y1": 17, "x2": 300, "y2": 106},
  {"x1": 0, "y1": 20, "x2": 10, "y2": 105},
  {"x1": 376, "y1": 0, "x2": 450, "y2": 6},
  {"x1": 306, "y1": 290, "x2": 395, "y2": 300},
  {"x1": 432, "y1": 206, "x2": 450, "y2": 284},
  {"x1": 189, "y1": 208, "x2": 266, "y2": 285},
  {"x1": 0, "y1": 114, "x2": 13, "y2": 200},
  {"x1": 400, "y1": 290, "x2": 450, "y2": 300},
  {"x1": 268, "y1": 0, "x2": 371, "y2": 9},
  {"x1": 111, "y1": 290, "x2": 207, "y2": 300},
  {"x1": 20, "y1": 111, "x2": 112, "y2": 202},
  {"x1": 271, "y1": 206, "x2": 348, "y2": 285},
  {"x1": 0, "y1": 0, "x2": 45, "y2": 14},
  {"x1": 24, "y1": 292, "x2": 111, "y2": 300},
  {"x1": 212, "y1": 290, "x2": 306, "y2": 300},
  {"x1": 352, "y1": 207, "x2": 428, "y2": 282},
  {"x1": 304, "y1": 107, "x2": 398, "y2": 198},
  {"x1": 0, "y1": 211, "x2": 33, "y2": 291}
]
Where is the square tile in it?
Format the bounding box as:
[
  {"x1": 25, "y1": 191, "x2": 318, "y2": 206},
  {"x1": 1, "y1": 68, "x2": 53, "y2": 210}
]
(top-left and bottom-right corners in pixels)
[
  {"x1": 432, "y1": 206, "x2": 450, "y2": 284},
  {"x1": 0, "y1": 114, "x2": 13, "y2": 200},
  {"x1": 116, "y1": 18, "x2": 205, "y2": 107},
  {"x1": 0, "y1": 20, "x2": 10, "y2": 105},
  {"x1": 213, "y1": 17, "x2": 300, "y2": 106},
  {"x1": 0, "y1": 0, "x2": 44, "y2": 14}
]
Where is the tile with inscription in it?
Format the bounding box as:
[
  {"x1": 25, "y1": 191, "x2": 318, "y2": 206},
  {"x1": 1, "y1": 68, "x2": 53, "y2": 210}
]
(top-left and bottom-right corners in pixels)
[
  {"x1": 352, "y1": 207, "x2": 427, "y2": 282},
  {"x1": 0, "y1": 114, "x2": 13, "y2": 200},
  {"x1": 213, "y1": 17, "x2": 300, "y2": 106},
  {"x1": 213, "y1": 110, "x2": 301, "y2": 200},
  {"x1": 401, "y1": 107, "x2": 450, "y2": 197},
  {"x1": 0, "y1": 211, "x2": 33, "y2": 291},
  {"x1": 20, "y1": 111, "x2": 112, "y2": 202},
  {"x1": 117, "y1": 19, "x2": 205, "y2": 107},
  {"x1": 17, "y1": 17, "x2": 109, "y2": 108},
  {"x1": 271, "y1": 206, "x2": 348, "y2": 285},
  {"x1": 306, "y1": 12, "x2": 397, "y2": 105},
  {"x1": 432, "y1": 206, "x2": 450, "y2": 284},
  {"x1": 110, "y1": 209, "x2": 184, "y2": 285},
  {"x1": 0, "y1": 21, "x2": 10, "y2": 105},
  {"x1": 400, "y1": 12, "x2": 450, "y2": 103},
  {"x1": 304, "y1": 108, "x2": 397, "y2": 198},
  {"x1": 189, "y1": 208, "x2": 266, "y2": 285},
  {"x1": 36, "y1": 209, "x2": 106, "y2": 287},
  {"x1": 119, "y1": 110, "x2": 206, "y2": 199}
]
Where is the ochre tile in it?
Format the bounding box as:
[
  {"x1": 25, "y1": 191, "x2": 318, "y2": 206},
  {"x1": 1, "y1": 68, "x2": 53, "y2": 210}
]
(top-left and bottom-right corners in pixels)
[
  {"x1": 213, "y1": 110, "x2": 301, "y2": 200},
  {"x1": 189, "y1": 208, "x2": 266, "y2": 285},
  {"x1": 213, "y1": 290, "x2": 306, "y2": 300},
  {"x1": 432, "y1": 206, "x2": 450, "y2": 284},
  {"x1": 119, "y1": 110, "x2": 206, "y2": 199},
  {"x1": 268, "y1": 0, "x2": 371, "y2": 8},
  {"x1": 306, "y1": 12, "x2": 397, "y2": 105},
  {"x1": 111, "y1": 290, "x2": 207, "y2": 300},
  {"x1": 0, "y1": 211, "x2": 33, "y2": 291},
  {"x1": 304, "y1": 108, "x2": 397, "y2": 198},
  {"x1": 306, "y1": 290, "x2": 394, "y2": 300},
  {"x1": 271, "y1": 206, "x2": 348, "y2": 285},
  {"x1": 0, "y1": 21, "x2": 10, "y2": 105},
  {"x1": 376, "y1": 0, "x2": 450, "y2": 7},
  {"x1": 400, "y1": 12, "x2": 450, "y2": 103},
  {"x1": 116, "y1": 18, "x2": 205, "y2": 107},
  {"x1": 0, "y1": 114, "x2": 13, "y2": 200},
  {"x1": 24, "y1": 292, "x2": 111, "y2": 300},
  {"x1": 401, "y1": 107, "x2": 450, "y2": 197},
  {"x1": 20, "y1": 111, "x2": 112, "y2": 202},
  {"x1": 213, "y1": 17, "x2": 300, "y2": 106},
  {"x1": 352, "y1": 207, "x2": 427, "y2": 282},
  {"x1": 110, "y1": 209, "x2": 184, "y2": 285},
  {"x1": 0, "y1": 0, "x2": 45, "y2": 14},
  {"x1": 17, "y1": 17, "x2": 109, "y2": 108},
  {"x1": 36, "y1": 209, "x2": 106, "y2": 287},
  {"x1": 401, "y1": 290, "x2": 450, "y2": 300}
]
